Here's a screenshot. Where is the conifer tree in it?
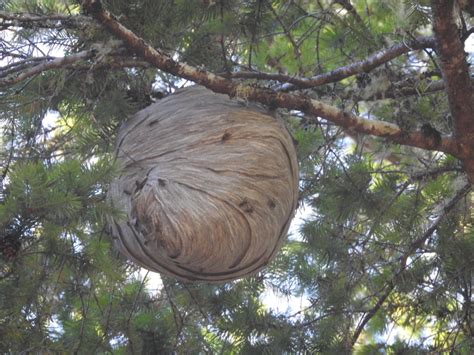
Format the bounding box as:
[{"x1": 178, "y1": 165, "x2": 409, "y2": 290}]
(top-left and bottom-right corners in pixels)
[{"x1": 0, "y1": 0, "x2": 473, "y2": 353}]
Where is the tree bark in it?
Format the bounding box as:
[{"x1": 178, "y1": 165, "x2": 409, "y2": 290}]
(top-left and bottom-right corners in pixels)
[{"x1": 432, "y1": 0, "x2": 474, "y2": 181}]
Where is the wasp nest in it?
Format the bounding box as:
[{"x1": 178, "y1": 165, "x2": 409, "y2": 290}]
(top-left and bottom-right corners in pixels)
[{"x1": 107, "y1": 86, "x2": 298, "y2": 282}]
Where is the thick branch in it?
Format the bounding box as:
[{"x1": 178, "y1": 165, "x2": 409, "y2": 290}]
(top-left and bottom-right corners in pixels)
[
  {"x1": 220, "y1": 36, "x2": 435, "y2": 90},
  {"x1": 81, "y1": 0, "x2": 460, "y2": 156},
  {"x1": 351, "y1": 182, "x2": 472, "y2": 347},
  {"x1": 432, "y1": 0, "x2": 474, "y2": 179}
]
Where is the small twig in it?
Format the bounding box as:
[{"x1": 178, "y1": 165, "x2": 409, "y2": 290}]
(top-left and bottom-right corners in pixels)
[
  {"x1": 0, "y1": 56, "x2": 55, "y2": 77},
  {"x1": 163, "y1": 282, "x2": 184, "y2": 348},
  {"x1": 357, "y1": 77, "x2": 457, "y2": 101},
  {"x1": 0, "y1": 11, "x2": 93, "y2": 29},
  {"x1": 334, "y1": 0, "x2": 366, "y2": 31},
  {"x1": 183, "y1": 284, "x2": 209, "y2": 321},
  {"x1": 350, "y1": 182, "x2": 471, "y2": 347},
  {"x1": 0, "y1": 50, "x2": 95, "y2": 87},
  {"x1": 269, "y1": 5, "x2": 303, "y2": 73},
  {"x1": 126, "y1": 271, "x2": 148, "y2": 325},
  {"x1": 219, "y1": 1, "x2": 229, "y2": 72},
  {"x1": 460, "y1": 27, "x2": 474, "y2": 42}
]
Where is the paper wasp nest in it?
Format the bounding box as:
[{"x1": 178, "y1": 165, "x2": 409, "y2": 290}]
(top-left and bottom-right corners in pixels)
[{"x1": 107, "y1": 86, "x2": 298, "y2": 282}]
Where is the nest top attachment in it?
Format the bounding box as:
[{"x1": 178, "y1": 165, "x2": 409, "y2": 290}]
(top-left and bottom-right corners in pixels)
[{"x1": 107, "y1": 86, "x2": 298, "y2": 283}]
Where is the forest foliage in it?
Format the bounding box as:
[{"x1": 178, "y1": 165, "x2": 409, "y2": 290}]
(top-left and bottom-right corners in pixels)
[{"x1": 0, "y1": 0, "x2": 473, "y2": 353}]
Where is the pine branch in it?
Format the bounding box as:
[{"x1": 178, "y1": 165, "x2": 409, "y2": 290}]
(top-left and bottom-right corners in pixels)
[
  {"x1": 334, "y1": 0, "x2": 366, "y2": 31},
  {"x1": 220, "y1": 36, "x2": 435, "y2": 90},
  {"x1": 81, "y1": 0, "x2": 459, "y2": 157},
  {"x1": 358, "y1": 77, "x2": 443, "y2": 101},
  {"x1": 350, "y1": 182, "x2": 472, "y2": 347},
  {"x1": 0, "y1": 50, "x2": 150, "y2": 88},
  {"x1": 0, "y1": 11, "x2": 93, "y2": 29},
  {"x1": 163, "y1": 282, "x2": 185, "y2": 349},
  {"x1": 0, "y1": 56, "x2": 55, "y2": 77},
  {"x1": 0, "y1": 50, "x2": 95, "y2": 87},
  {"x1": 268, "y1": 5, "x2": 303, "y2": 73},
  {"x1": 341, "y1": 76, "x2": 474, "y2": 102},
  {"x1": 331, "y1": 0, "x2": 378, "y2": 54}
]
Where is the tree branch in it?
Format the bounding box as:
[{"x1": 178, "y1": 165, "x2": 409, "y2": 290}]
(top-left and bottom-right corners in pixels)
[
  {"x1": 81, "y1": 0, "x2": 460, "y2": 157},
  {"x1": 359, "y1": 77, "x2": 444, "y2": 101},
  {"x1": 0, "y1": 50, "x2": 95, "y2": 87},
  {"x1": 432, "y1": 0, "x2": 474, "y2": 179},
  {"x1": 350, "y1": 182, "x2": 472, "y2": 347},
  {"x1": 0, "y1": 11, "x2": 93, "y2": 29},
  {"x1": 268, "y1": 5, "x2": 303, "y2": 73},
  {"x1": 0, "y1": 56, "x2": 55, "y2": 78},
  {"x1": 334, "y1": 0, "x2": 366, "y2": 31},
  {"x1": 220, "y1": 36, "x2": 435, "y2": 90},
  {"x1": 0, "y1": 50, "x2": 150, "y2": 88}
]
